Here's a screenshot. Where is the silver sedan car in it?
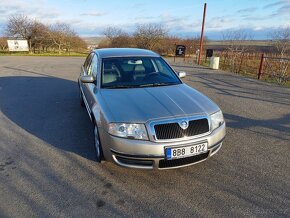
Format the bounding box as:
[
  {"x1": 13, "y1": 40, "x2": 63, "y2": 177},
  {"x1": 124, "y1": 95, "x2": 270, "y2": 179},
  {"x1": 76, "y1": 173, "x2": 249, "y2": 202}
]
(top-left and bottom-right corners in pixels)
[{"x1": 78, "y1": 48, "x2": 226, "y2": 169}]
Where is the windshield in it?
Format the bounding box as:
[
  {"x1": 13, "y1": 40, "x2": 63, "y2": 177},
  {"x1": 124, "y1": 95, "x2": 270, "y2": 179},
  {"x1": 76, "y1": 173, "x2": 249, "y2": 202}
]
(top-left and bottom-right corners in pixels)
[{"x1": 101, "y1": 57, "x2": 181, "y2": 89}]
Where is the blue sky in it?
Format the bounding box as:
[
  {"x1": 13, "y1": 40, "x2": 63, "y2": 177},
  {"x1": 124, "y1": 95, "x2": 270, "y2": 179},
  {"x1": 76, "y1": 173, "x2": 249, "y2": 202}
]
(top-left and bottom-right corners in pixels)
[{"x1": 0, "y1": 0, "x2": 290, "y2": 39}]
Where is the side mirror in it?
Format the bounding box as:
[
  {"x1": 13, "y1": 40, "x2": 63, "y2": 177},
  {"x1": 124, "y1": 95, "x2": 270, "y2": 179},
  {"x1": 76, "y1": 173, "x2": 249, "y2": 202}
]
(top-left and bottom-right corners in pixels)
[
  {"x1": 178, "y1": 71, "x2": 186, "y2": 78},
  {"x1": 80, "y1": 75, "x2": 95, "y2": 83}
]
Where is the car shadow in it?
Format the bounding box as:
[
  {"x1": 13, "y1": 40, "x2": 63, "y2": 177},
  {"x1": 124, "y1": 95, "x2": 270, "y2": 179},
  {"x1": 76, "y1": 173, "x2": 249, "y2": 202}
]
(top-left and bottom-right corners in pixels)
[
  {"x1": 1, "y1": 75, "x2": 289, "y2": 217},
  {"x1": 189, "y1": 73, "x2": 290, "y2": 106},
  {"x1": 224, "y1": 113, "x2": 290, "y2": 141},
  {"x1": 0, "y1": 76, "x2": 96, "y2": 161}
]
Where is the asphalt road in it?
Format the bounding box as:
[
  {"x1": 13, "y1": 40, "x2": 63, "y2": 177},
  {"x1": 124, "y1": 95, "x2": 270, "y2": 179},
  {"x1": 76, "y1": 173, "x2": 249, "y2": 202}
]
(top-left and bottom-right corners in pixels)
[{"x1": 0, "y1": 56, "x2": 289, "y2": 217}]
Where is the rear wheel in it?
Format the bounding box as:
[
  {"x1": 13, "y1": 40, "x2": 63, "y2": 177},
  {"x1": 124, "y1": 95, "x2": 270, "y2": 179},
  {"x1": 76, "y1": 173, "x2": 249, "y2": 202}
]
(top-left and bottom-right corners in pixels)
[{"x1": 94, "y1": 125, "x2": 104, "y2": 163}]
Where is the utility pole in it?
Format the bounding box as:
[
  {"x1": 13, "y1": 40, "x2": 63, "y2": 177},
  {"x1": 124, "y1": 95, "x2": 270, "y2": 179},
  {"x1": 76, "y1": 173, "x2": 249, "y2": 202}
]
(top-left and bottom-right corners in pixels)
[{"x1": 198, "y1": 3, "x2": 207, "y2": 65}]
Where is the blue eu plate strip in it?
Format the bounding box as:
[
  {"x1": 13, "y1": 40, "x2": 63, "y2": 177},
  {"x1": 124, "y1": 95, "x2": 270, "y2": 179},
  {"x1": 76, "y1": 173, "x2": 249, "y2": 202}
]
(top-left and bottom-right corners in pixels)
[{"x1": 166, "y1": 148, "x2": 171, "y2": 159}]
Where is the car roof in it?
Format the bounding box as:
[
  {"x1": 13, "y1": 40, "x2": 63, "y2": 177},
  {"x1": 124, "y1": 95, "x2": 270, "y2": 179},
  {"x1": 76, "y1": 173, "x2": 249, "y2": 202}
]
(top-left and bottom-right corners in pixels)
[{"x1": 93, "y1": 48, "x2": 160, "y2": 59}]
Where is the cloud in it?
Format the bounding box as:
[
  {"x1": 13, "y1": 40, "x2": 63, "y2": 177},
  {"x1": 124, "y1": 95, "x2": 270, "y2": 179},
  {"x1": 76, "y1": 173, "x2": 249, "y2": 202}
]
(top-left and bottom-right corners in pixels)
[
  {"x1": 80, "y1": 11, "x2": 107, "y2": 17},
  {"x1": 132, "y1": 12, "x2": 196, "y2": 33},
  {"x1": 274, "y1": 4, "x2": 290, "y2": 15},
  {"x1": 134, "y1": 15, "x2": 157, "y2": 21},
  {"x1": 242, "y1": 2, "x2": 290, "y2": 21},
  {"x1": 205, "y1": 16, "x2": 235, "y2": 31},
  {"x1": 0, "y1": 0, "x2": 61, "y2": 21},
  {"x1": 131, "y1": 3, "x2": 145, "y2": 8},
  {"x1": 242, "y1": 15, "x2": 271, "y2": 21},
  {"x1": 263, "y1": 0, "x2": 286, "y2": 9},
  {"x1": 237, "y1": 7, "x2": 257, "y2": 13},
  {"x1": 159, "y1": 13, "x2": 191, "y2": 24},
  {"x1": 1, "y1": 0, "x2": 289, "y2": 40},
  {"x1": 263, "y1": 3, "x2": 290, "y2": 18}
]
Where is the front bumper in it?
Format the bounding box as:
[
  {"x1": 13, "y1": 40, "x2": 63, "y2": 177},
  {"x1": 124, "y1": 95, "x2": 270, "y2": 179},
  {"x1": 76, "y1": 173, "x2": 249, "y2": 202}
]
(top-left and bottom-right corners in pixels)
[{"x1": 99, "y1": 123, "x2": 226, "y2": 170}]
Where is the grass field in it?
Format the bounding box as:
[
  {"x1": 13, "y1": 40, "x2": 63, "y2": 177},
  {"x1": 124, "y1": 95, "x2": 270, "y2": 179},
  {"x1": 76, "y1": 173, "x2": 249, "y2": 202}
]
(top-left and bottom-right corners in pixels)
[
  {"x1": 207, "y1": 40, "x2": 272, "y2": 47},
  {"x1": 0, "y1": 51, "x2": 88, "y2": 57}
]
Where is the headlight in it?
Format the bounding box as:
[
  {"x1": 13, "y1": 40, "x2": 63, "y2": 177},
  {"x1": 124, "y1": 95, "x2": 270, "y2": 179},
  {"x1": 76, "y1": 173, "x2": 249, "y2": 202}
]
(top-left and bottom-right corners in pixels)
[
  {"x1": 108, "y1": 123, "x2": 149, "y2": 140},
  {"x1": 210, "y1": 110, "x2": 224, "y2": 131}
]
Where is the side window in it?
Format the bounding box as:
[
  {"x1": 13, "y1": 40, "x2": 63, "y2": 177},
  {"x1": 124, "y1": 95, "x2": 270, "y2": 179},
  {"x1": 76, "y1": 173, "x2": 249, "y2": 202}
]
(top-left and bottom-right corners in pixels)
[
  {"x1": 83, "y1": 53, "x2": 94, "y2": 72},
  {"x1": 87, "y1": 54, "x2": 96, "y2": 76},
  {"x1": 91, "y1": 55, "x2": 99, "y2": 77}
]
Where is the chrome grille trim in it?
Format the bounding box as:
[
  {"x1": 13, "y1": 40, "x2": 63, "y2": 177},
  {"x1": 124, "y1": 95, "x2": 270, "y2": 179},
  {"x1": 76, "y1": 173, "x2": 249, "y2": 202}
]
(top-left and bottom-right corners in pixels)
[{"x1": 148, "y1": 115, "x2": 211, "y2": 142}]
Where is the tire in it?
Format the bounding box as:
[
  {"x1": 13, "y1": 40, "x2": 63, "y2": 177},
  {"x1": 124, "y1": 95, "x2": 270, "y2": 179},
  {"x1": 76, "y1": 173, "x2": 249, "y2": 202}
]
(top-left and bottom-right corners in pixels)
[
  {"x1": 80, "y1": 89, "x2": 85, "y2": 107},
  {"x1": 94, "y1": 125, "x2": 104, "y2": 163}
]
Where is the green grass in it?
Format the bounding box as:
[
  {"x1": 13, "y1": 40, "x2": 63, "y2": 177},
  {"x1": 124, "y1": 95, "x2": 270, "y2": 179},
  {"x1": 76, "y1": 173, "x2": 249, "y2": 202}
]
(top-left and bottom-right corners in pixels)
[
  {"x1": 0, "y1": 51, "x2": 88, "y2": 57},
  {"x1": 200, "y1": 60, "x2": 210, "y2": 67},
  {"x1": 262, "y1": 77, "x2": 290, "y2": 87},
  {"x1": 207, "y1": 40, "x2": 272, "y2": 47}
]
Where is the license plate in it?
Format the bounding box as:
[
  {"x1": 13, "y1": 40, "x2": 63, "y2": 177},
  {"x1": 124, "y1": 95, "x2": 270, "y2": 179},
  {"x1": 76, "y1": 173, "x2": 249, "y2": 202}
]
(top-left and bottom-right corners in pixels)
[{"x1": 165, "y1": 142, "x2": 208, "y2": 160}]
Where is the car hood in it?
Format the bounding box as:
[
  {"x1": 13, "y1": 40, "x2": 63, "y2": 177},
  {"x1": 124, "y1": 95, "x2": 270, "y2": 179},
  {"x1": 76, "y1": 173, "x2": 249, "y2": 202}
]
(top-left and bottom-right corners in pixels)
[{"x1": 99, "y1": 84, "x2": 220, "y2": 123}]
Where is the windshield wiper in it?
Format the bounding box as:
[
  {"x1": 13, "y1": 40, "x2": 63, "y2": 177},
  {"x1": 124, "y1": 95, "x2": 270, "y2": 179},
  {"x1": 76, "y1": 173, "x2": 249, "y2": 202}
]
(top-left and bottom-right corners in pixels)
[
  {"x1": 104, "y1": 85, "x2": 141, "y2": 89},
  {"x1": 105, "y1": 85, "x2": 131, "y2": 89},
  {"x1": 104, "y1": 82, "x2": 178, "y2": 89},
  {"x1": 138, "y1": 82, "x2": 178, "y2": 87}
]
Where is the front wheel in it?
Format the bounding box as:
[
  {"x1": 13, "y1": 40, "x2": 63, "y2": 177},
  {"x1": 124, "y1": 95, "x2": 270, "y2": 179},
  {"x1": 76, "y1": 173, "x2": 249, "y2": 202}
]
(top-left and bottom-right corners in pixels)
[{"x1": 94, "y1": 125, "x2": 104, "y2": 163}]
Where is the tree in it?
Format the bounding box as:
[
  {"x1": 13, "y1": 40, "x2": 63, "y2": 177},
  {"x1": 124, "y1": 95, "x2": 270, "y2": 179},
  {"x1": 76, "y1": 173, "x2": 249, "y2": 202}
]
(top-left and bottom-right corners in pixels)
[
  {"x1": 0, "y1": 37, "x2": 8, "y2": 51},
  {"x1": 103, "y1": 27, "x2": 132, "y2": 48},
  {"x1": 133, "y1": 24, "x2": 168, "y2": 50},
  {"x1": 70, "y1": 36, "x2": 87, "y2": 52},
  {"x1": 6, "y1": 15, "x2": 35, "y2": 53},
  {"x1": 270, "y1": 27, "x2": 290, "y2": 84},
  {"x1": 47, "y1": 23, "x2": 75, "y2": 54},
  {"x1": 271, "y1": 27, "x2": 290, "y2": 58},
  {"x1": 161, "y1": 36, "x2": 179, "y2": 55},
  {"x1": 5, "y1": 15, "x2": 54, "y2": 53},
  {"x1": 183, "y1": 36, "x2": 206, "y2": 57},
  {"x1": 222, "y1": 30, "x2": 251, "y2": 73},
  {"x1": 5, "y1": 14, "x2": 87, "y2": 54},
  {"x1": 31, "y1": 21, "x2": 51, "y2": 53},
  {"x1": 103, "y1": 27, "x2": 123, "y2": 41}
]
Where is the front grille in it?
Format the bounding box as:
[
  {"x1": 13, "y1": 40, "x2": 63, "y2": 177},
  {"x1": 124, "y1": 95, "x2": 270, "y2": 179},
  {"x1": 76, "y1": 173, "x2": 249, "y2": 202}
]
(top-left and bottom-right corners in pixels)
[
  {"x1": 154, "y1": 118, "x2": 209, "y2": 140},
  {"x1": 159, "y1": 152, "x2": 209, "y2": 169}
]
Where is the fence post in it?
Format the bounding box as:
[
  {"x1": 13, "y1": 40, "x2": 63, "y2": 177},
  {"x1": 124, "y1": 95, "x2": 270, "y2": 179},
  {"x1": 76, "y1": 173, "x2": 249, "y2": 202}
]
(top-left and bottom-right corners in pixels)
[{"x1": 258, "y1": 53, "x2": 265, "y2": 80}]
